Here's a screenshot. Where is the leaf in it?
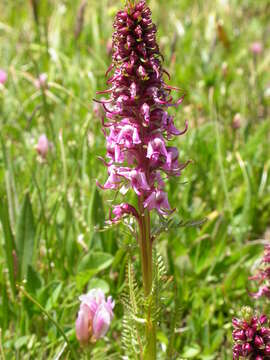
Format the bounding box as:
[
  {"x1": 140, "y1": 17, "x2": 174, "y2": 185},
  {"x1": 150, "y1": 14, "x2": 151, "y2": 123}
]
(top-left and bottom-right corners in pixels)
[
  {"x1": 14, "y1": 336, "x2": 30, "y2": 350},
  {"x1": 0, "y1": 197, "x2": 17, "y2": 295},
  {"x1": 89, "y1": 186, "x2": 105, "y2": 232},
  {"x1": 15, "y1": 193, "x2": 36, "y2": 279},
  {"x1": 46, "y1": 283, "x2": 63, "y2": 311},
  {"x1": 78, "y1": 251, "x2": 113, "y2": 272},
  {"x1": 210, "y1": 329, "x2": 225, "y2": 352},
  {"x1": 76, "y1": 252, "x2": 113, "y2": 288},
  {"x1": 182, "y1": 344, "x2": 201, "y2": 358},
  {"x1": 26, "y1": 265, "x2": 42, "y2": 294},
  {"x1": 1, "y1": 278, "x2": 9, "y2": 331},
  {"x1": 87, "y1": 278, "x2": 109, "y2": 293}
]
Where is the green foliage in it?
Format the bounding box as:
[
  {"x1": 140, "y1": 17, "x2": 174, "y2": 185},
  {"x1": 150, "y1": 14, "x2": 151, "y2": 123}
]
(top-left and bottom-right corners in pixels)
[
  {"x1": 121, "y1": 258, "x2": 144, "y2": 359},
  {"x1": 121, "y1": 252, "x2": 175, "y2": 359},
  {"x1": 0, "y1": 198, "x2": 17, "y2": 296},
  {"x1": 0, "y1": 0, "x2": 269, "y2": 358}
]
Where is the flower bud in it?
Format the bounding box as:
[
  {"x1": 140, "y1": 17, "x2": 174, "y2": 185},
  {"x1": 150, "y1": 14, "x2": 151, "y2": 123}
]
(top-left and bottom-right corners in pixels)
[
  {"x1": 255, "y1": 356, "x2": 264, "y2": 360},
  {"x1": 233, "y1": 329, "x2": 246, "y2": 341},
  {"x1": 36, "y1": 134, "x2": 50, "y2": 159},
  {"x1": 245, "y1": 327, "x2": 255, "y2": 341},
  {"x1": 254, "y1": 335, "x2": 265, "y2": 349},
  {"x1": 250, "y1": 42, "x2": 263, "y2": 55},
  {"x1": 241, "y1": 306, "x2": 253, "y2": 323},
  {"x1": 265, "y1": 344, "x2": 270, "y2": 355},
  {"x1": 35, "y1": 73, "x2": 48, "y2": 89},
  {"x1": 75, "y1": 289, "x2": 114, "y2": 345},
  {"x1": 242, "y1": 342, "x2": 253, "y2": 355}
]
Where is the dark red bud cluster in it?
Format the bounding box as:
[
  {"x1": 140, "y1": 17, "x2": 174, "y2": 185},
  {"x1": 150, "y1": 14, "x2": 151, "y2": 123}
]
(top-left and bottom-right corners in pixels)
[{"x1": 233, "y1": 311, "x2": 270, "y2": 359}]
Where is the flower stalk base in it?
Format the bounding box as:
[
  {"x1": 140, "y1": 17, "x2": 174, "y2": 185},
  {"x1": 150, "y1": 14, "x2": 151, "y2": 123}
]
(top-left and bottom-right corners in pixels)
[{"x1": 138, "y1": 199, "x2": 156, "y2": 359}]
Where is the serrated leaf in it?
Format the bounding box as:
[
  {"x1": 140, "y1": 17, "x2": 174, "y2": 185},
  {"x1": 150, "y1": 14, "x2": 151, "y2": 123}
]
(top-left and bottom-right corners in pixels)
[{"x1": 15, "y1": 193, "x2": 36, "y2": 279}]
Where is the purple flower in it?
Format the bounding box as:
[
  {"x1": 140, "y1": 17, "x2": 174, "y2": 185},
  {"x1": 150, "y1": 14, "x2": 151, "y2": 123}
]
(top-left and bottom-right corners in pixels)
[
  {"x1": 232, "y1": 307, "x2": 270, "y2": 359},
  {"x1": 96, "y1": 0, "x2": 188, "y2": 220},
  {"x1": 250, "y1": 42, "x2": 263, "y2": 55},
  {"x1": 0, "y1": 69, "x2": 7, "y2": 85},
  {"x1": 144, "y1": 190, "x2": 172, "y2": 215},
  {"x1": 35, "y1": 73, "x2": 48, "y2": 89},
  {"x1": 36, "y1": 134, "x2": 51, "y2": 159},
  {"x1": 76, "y1": 289, "x2": 114, "y2": 344},
  {"x1": 111, "y1": 203, "x2": 139, "y2": 223},
  {"x1": 249, "y1": 245, "x2": 270, "y2": 300},
  {"x1": 232, "y1": 113, "x2": 242, "y2": 130}
]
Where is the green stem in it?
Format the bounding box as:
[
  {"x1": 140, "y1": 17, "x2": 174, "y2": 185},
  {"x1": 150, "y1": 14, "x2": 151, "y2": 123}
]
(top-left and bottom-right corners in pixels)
[
  {"x1": 138, "y1": 199, "x2": 156, "y2": 360},
  {"x1": 18, "y1": 285, "x2": 76, "y2": 359}
]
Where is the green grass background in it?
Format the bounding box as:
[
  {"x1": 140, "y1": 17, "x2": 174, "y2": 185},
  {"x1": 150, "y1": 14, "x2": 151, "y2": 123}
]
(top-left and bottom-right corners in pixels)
[{"x1": 0, "y1": 0, "x2": 269, "y2": 358}]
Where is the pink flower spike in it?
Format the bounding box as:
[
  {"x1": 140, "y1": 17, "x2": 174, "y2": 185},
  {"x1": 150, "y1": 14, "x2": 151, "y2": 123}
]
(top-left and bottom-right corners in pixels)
[
  {"x1": 76, "y1": 289, "x2": 114, "y2": 345},
  {"x1": 97, "y1": 0, "x2": 188, "y2": 217},
  {"x1": 35, "y1": 73, "x2": 48, "y2": 89},
  {"x1": 36, "y1": 134, "x2": 50, "y2": 159},
  {"x1": 250, "y1": 42, "x2": 263, "y2": 55},
  {"x1": 0, "y1": 69, "x2": 7, "y2": 85},
  {"x1": 249, "y1": 245, "x2": 270, "y2": 299}
]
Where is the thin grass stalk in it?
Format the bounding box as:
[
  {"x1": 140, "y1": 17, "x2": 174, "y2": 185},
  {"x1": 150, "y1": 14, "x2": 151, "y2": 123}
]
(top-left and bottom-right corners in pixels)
[{"x1": 18, "y1": 285, "x2": 76, "y2": 359}]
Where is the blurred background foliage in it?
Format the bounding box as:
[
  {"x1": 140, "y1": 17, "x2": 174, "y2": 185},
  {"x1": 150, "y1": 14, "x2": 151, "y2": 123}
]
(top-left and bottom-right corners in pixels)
[{"x1": 0, "y1": 0, "x2": 269, "y2": 358}]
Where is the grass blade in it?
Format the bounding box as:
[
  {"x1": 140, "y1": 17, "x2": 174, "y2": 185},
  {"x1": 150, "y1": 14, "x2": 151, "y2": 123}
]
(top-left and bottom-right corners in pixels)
[
  {"x1": 15, "y1": 193, "x2": 36, "y2": 280},
  {"x1": 0, "y1": 198, "x2": 17, "y2": 296}
]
